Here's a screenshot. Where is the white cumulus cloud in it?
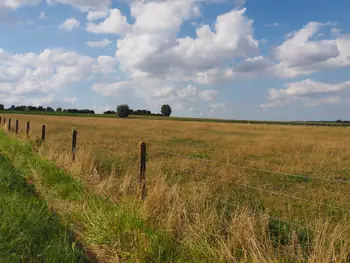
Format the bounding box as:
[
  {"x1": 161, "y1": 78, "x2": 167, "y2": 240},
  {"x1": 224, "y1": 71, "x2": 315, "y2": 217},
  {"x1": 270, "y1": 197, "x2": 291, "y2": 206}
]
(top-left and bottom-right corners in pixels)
[
  {"x1": 261, "y1": 79, "x2": 350, "y2": 108},
  {"x1": 86, "y1": 9, "x2": 109, "y2": 21},
  {"x1": 0, "y1": 48, "x2": 117, "y2": 107},
  {"x1": 86, "y1": 9, "x2": 130, "y2": 34},
  {"x1": 274, "y1": 22, "x2": 350, "y2": 78},
  {"x1": 60, "y1": 17, "x2": 80, "y2": 31}
]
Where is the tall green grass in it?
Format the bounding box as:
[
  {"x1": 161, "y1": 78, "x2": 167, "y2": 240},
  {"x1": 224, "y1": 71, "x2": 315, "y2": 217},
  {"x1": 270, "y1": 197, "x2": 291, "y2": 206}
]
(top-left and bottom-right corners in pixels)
[
  {"x1": 0, "y1": 154, "x2": 86, "y2": 262},
  {"x1": 0, "y1": 131, "x2": 189, "y2": 262}
]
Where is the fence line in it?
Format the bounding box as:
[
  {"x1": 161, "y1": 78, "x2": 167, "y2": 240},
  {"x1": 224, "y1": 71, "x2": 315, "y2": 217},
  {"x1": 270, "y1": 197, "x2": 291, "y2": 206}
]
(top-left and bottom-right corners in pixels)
[
  {"x1": 157, "y1": 149, "x2": 348, "y2": 213},
  {"x1": 158, "y1": 150, "x2": 350, "y2": 184},
  {"x1": 0, "y1": 115, "x2": 348, "y2": 216}
]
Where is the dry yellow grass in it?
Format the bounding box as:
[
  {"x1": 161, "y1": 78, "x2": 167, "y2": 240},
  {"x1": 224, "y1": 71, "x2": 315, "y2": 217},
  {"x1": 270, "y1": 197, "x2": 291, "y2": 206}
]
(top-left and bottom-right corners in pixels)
[{"x1": 2, "y1": 113, "x2": 350, "y2": 262}]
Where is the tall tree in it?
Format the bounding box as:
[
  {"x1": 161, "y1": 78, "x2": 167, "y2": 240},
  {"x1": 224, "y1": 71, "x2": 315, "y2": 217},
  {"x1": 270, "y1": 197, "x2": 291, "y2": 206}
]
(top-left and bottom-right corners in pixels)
[
  {"x1": 161, "y1": 104, "x2": 172, "y2": 117},
  {"x1": 117, "y1": 104, "x2": 130, "y2": 118}
]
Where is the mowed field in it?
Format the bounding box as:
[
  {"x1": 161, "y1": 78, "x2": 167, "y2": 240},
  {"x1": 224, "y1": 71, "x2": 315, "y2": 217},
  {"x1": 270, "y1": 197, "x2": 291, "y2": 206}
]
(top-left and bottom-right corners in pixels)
[{"x1": 1, "y1": 113, "x2": 350, "y2": 262}]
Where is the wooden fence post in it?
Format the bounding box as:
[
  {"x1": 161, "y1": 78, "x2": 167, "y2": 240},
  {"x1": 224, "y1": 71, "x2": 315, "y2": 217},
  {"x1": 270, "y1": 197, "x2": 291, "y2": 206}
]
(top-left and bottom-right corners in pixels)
[
  {"x1": 26, "y1": 122, "x2": 30, "y2": 136},
  {"x1": 138, "y1": 142, "x2": 146, "y2": 200},
  {"x1": 3, "y1": 118, "x2": 5, "y2": 125},
  {"x1": 8, "y1": 119, "x2": 11, "y2": 131},
  {"x1": 41, "y1": 125, "x2": 46, "y2": 143},
  {"x1": 72, "y1": 130, "x2": 77, "y2": 162},
  {"x1": 0, "y1": 117, "x2": 2, "y2": 124},
  {"x1": 15, "y1": 120, "x2": 19, "y2": 135}
]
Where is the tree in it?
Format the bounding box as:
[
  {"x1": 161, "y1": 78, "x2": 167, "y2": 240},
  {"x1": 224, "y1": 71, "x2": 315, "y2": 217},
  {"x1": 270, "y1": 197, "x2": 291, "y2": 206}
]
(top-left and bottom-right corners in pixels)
[
  {"x1": 117, "y1": 104, "x2": 130, "y2": 118},
  {"x1": 161, "y1": 104, "x2": 172, "y2": 117},
  {"x1": 104, "y1": 110, "x2": 116, "y2": 114},
  {"x1": 56, "y1": 108, "x2": 62, "y2": 112},
  {"x1": 27, "y1": 106, "x2": 37, "y2": 111},
  {"x1": 46, "y1": 107, "x2": 54, "y2": 112},
  {"x1": 0, "y1": 104, "x2": 4, "y2": 111}
]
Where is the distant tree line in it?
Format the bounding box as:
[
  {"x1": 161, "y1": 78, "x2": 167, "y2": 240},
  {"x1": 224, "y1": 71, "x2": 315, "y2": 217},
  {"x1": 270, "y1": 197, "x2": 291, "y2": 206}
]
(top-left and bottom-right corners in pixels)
[
  {"x1": 104, "y1": 108, "x2": 164, "y2": 117},
  {"x1": 336, "y1": 119, "x2": 350, "y2": 123},
  {"x1": 0, "y1": 104, "x2": 94, "y2": 114},
  {"x1": 115, "y1": 104, "x2": 172, "y2": 118}
]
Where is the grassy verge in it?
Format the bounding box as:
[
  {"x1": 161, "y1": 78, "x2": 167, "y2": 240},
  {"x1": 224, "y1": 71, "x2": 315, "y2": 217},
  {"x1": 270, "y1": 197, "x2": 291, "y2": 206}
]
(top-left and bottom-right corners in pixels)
[
  {"x1": 0, "y1": 131, "x2": 187, "y2": 262},
  {"x1": 0, "y1": 154, "x2": 85, "y2": 262}
]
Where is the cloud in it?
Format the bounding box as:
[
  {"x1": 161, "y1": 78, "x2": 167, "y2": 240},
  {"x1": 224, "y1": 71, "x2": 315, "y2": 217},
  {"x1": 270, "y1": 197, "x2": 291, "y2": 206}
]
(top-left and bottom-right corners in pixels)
[
  {"x1": 0, "y1": 0, "x2": 41, "y2": 9},
  {"x1": 277, "y1": 22, "x2": 339, "y2": 68},
  {"x1": 47, "y1": 0, "x2": 111, "y2": 12},
  {"x1": 0, "y1": 48, "x2": 117, "y2": 107},
  {"x1": 265, "y1": 22, "x2": 281, "y2": 27},
  {"x1": 92, "y1": 77, "x2": 221, "y2": 112},
  {"x1": 209, "y1": 102, "x2": 228, "y2": 113},
  {"x1": 63, "y1": 96, "x2": 77, "y2": 104},
  {"x1": 261, "y1": 79, "x2": 350, "y2": 108},
  {"x1": 86, "y1": 9, "x2": 109, "y2": 21},
  {"x1": 86, "y1": 39, "x2": 112, "y2": 48},
  {"x1": 114, "y1": 6, "x2": 258, "y2": 83},
  {"x1": 274, "y1": 22, "x2": 350, "y2": 78},
  {"x1": 59, "y1": 17, "x2": 80, "y2": 31},
  {"x1": 39, "y1": 11, "x2": 47, "y2": 20},
  {"x1": 331, "y1": 28, "x2": 342, "y2": 37},
  {"x1": 195, "y1": 56, "x2": 273, "y2": 84},
  {"x1": 153, "y1": 85, "x2": 218, "y2": 102},
  {"x1": 86, "y1": 9, "x2": 130, "y2": 34},
  {"x1": 87, "y1": 3, "x2": 260, "y2": 113},
  {"x1": 1, "y1": 0, "x2": 110, "y2": 12}
]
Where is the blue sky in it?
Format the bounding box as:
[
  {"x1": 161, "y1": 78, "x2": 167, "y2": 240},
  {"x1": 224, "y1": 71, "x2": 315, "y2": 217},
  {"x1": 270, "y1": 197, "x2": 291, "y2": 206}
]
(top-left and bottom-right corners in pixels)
[{"x1": 0, "y1": 0, "x2": 349, "y2": 121}]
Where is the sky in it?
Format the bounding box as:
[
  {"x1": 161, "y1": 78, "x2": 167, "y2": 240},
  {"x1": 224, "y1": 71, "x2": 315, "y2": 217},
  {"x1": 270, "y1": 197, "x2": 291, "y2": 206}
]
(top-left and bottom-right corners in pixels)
[{"x1": 0, "y1": 0, "x2": 349, "y2": 121}]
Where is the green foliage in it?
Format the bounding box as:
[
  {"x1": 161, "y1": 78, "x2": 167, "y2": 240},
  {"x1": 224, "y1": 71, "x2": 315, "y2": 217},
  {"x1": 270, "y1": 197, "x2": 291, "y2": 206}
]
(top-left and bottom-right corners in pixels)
[
  {"x1": 0, "y1": 104, "x2": 4, "y2": 110},
  {"x1": 117, "y1": 104, "x2": 130, "y2": 118},
  {"x1": 0, "y1": 155, "x2": 85, "y2": 262},
  {"x1": 161, "y1": 104, "x2": 172, "y2": 117},
  {"x1": 56, "y1": 107, "x2": 63, "y2": 112}
]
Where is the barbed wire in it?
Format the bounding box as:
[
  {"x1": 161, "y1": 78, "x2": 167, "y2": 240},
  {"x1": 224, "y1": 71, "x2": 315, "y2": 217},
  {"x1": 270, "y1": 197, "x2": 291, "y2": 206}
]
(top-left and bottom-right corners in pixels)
[
  {"x1": 157, "y1": 150, "x2": 350, "y2": 184},
  {"x1": 226, "y1": 181, "x2": 346, "y2": 211}
]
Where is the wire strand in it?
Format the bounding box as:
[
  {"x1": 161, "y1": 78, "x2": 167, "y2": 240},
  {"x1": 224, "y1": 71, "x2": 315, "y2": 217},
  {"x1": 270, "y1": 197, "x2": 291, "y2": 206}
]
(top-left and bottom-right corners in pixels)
[
  {"x1": 158, "y1": 150, "x2": 350, "y2": 184},
  {"x1": 229, "y1": 181, "x2": 345, "y2": 211},
  {"x1": 213, "y1": 197, "x2": 322, "y2": 233}
]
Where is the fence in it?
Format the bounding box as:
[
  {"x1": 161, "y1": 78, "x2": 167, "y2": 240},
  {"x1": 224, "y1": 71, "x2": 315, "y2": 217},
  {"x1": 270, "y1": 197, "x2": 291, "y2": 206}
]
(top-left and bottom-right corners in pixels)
[{"x1": 1, "y1": 115, "x2": 349, "y2": 233}]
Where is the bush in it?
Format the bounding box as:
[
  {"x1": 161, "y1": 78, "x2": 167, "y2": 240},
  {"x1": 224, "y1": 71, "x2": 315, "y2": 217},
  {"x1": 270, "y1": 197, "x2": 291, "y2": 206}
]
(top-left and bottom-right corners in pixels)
[{"x1": 117, "y1": 104, "x2": 130, "y2": 118}]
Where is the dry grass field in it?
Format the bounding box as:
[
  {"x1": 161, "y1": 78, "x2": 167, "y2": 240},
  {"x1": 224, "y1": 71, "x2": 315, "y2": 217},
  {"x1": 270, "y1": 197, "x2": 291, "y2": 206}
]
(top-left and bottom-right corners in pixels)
[{"x1": 1, "y1": 113, "x2": 350, "y2": 262}]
